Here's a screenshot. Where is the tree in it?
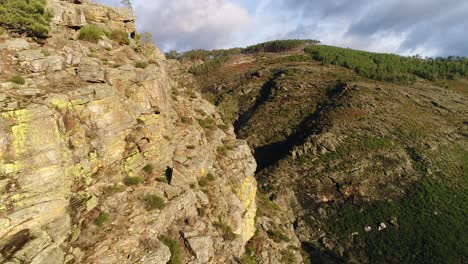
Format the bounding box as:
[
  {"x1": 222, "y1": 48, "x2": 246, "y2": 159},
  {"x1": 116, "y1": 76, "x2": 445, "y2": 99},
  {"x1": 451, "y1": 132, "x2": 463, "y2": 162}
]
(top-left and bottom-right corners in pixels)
[
  {"x1": 121, "y1": 0, "x2": 132, "y2": 10},
  {"x1": 0, "y1": 0, "x2": 52, "y2": 38}
]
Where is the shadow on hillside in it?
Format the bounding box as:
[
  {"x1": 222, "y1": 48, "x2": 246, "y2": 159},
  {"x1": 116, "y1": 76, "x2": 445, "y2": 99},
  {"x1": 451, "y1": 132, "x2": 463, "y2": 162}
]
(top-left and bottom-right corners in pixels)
[{"x1": 252, "y1": 80, "x2": 349, "y2": 172}]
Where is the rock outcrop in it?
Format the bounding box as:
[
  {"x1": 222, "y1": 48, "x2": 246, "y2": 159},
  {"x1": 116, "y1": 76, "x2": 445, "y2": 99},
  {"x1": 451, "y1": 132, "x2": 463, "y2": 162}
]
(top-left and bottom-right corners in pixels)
[{"x1": 0, "y1": 1, "x2": 257, "y2": 263}]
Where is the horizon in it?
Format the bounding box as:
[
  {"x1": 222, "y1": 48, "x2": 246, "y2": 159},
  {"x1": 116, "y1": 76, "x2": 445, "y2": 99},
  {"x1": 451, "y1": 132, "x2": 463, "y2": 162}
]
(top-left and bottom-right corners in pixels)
[{"x1": 98, "y1": 0, "x2": 468, "y2": 57}]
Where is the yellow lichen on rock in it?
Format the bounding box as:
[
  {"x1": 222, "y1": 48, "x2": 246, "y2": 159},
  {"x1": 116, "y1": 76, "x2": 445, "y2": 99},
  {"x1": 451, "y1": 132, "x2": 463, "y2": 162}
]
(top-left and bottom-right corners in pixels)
[
  {"x1": 234, "y1": 175, "x2": 257, "y2": 243},
  {"x1": 11, "y1": 123, "x2": 30, "y2": 156}
]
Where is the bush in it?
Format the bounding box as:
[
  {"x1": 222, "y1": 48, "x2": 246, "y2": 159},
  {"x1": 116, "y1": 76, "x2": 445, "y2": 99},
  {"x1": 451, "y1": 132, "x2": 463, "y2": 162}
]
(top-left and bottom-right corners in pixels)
[
  {"x1": 267, "y1": 230, "x2": 290, "y2": 243},
  {"x1": 198, "y1": 172, "x2": 215, "y2": 187},
  {"x1": 109, "y1": 29, "x2": 130, "y2": 45},
  {"x1": 143, "y1": 194, "x2": 165, "y2": 210},
  {"x1": 159, "y1": 235, "x2": 184, "y2": 264},
  {"x1": 78, "y1": 25, "x2": 105, "y2": 43},
  {"x1": 94, "y1": 212, "x2": 109, "y2": 227},
  {"x1": 213, "y1": 221, "x2": 237, "y2": 241},
  {"x1": 10, "y1": 75, "x2": 25, "y2": 85},
  {"x1": 142, "y1": 164, "x2": 154, "y2": 174},
  {"x1": 0, "y1": 0, "x2": 52, "y2": 38},
  {"x1": 135, "y1": 61, "x2": 149, "y2": 69},
  {"x1": 123, "y1": 176, "x2": 144, "y2": 186}
]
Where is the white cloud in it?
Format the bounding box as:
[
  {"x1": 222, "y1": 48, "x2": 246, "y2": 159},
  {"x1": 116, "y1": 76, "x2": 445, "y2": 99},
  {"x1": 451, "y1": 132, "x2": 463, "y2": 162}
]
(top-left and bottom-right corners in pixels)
[{"x1": 132, "y1": 0, "x2": 251, "y2": 51}]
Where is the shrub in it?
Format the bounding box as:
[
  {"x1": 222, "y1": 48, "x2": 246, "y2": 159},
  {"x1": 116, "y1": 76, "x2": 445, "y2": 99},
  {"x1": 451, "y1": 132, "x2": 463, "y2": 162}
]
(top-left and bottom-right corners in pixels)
[
  {"x1": 197, "y1": 117, "x2": 216, "y2": 130},
  {"x1": 159, "y1": 235, "x2": 184, "y2": 264},
  {"x1": 109, "y1": 29, "x2": 130, "y2": 45},
  {"x1": 135, "y1": 61, "x2": 149, "y2": 69},
  {"x1": 199, "y1": 172, "x2": 215, "y2": 187},
  {"x1": 10, "y1": 75, "x2": 25, "y2": 85},
  {"x1": 78, "y1": 25, "x2": 105, "y2": 43},
  {"x1": 267, "y1": 230, "x2": 290, "y2": 243},
  {"x1": 102, "y1": 184, "x2": 125, "y2": 195},
  {"x1": 217, "y1": 145, "x2": 234, "y2": 156},
  {"x1": 142, "y1": 164, "x2": 154, "y2": 174},
  {"x1": 123, "y1": 176, "x2": 144, "y2": 186},
  {"x1": 143, "y1": 194, "x2": 165, "y2": 210},
  {"x1": 213, "y1": 221, "x2": 237, "y2": 241},
  {"x1": 94, "y1": 212, "x2": 109, "y2": 227},
  {"x1": 0, "y1": 0, "x2": 52, "y2": 38}
]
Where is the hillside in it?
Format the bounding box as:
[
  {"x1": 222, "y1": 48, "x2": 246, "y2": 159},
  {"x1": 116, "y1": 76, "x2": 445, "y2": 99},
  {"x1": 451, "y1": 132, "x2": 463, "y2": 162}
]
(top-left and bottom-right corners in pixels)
[
  {"x1": 0, "y1": 1, "x2": 466, "y2": 263},
  {"x1": 0, "y1": 1, "x2": 267, "y2": 264},
  {"x1": 175, "y1": 41, "x2": 468, "y2": 263}
]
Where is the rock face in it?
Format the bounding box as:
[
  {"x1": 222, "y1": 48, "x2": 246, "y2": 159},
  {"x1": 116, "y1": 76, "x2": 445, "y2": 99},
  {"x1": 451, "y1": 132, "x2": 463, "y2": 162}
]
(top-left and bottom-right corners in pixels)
[{"x1": 0, "y1": 1, "x2": 257, "y2": 263}]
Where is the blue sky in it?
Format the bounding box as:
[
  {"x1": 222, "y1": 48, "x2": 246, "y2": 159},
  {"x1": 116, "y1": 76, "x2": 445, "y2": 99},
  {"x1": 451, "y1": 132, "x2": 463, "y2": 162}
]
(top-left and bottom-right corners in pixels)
[{"x1": 96, "y1": 0, "x2": 468, "y2": 57}]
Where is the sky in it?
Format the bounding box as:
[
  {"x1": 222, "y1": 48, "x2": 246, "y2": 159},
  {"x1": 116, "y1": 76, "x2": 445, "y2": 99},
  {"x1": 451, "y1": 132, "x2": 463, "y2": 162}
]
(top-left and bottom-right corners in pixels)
[{"x1": 96, "y1": 0, "x2": 468, "y2": 57}]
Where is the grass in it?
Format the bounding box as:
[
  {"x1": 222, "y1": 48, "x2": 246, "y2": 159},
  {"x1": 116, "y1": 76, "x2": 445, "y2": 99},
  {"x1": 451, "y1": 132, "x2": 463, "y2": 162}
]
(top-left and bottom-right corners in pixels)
[
  {"x1": 142, "y1": 164, "x2": 154, "y2": 174},
  {"x1": 319, "y1": 135, "x2": 393, "y2": 162},
  {"x1": 94, "y1": 212, "x2": 109, "y2": 227},
  {"x1": 102, "y1": 184, "x2": 125, "y2": 195},
  {"x1": 197, "y1": 207, "x2": 206, "y2": 217},
  {"x1": 123, "y1": 176, "x2": 144, "y2": 186},
  {"x1": 326, "y1": 179, "x2": 468, "y2": 263},
  {"x1": 9, "y1": 75, "x2": 25, "y2": 85},
  {"x1": 78, "y1": 24, "x2": 105, "y2": 43},
  {"x1": 198, "y1": 172, "x2": 215, "y2": 187},
  {"x1": 217, "y1": 145, "x2": 235, "y2": 156},
  {"x1": 197, "y1": 116, "x2": 217, "y2": 130},
  {"x1": 213, "y1": 221, "x2": 237, "y2": 241},
  {"x1": 135, "y1": 61, "x2": 149, "y2": 69},
  {"x1": 143, "y1": 194, "x2": 165, "y2": 210},
  {"x1": 109, "y1": 29, "x2": 130, "y2": 45},
  {"x1": 159, "y1": 235, "x2": 184, "y2": 264},
  {"x1": 267, "y1": 230, "x2": 290, "y2": 243}
]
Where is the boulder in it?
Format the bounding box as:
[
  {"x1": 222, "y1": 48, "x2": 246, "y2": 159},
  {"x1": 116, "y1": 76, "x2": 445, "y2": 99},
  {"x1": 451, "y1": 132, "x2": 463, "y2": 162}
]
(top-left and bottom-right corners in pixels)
[
  {"x1": 185, "y1": 236, "x2": 214, "y2": 263},
  {"x1": 0, "y1": 39, "x2": 30, "y2": 51},
  {"x1": 78, "y1": 59, "x2": 105, "y2": 82},
  {"x1": 140, "y1": 242, "x2": 171, "y2": 264}
]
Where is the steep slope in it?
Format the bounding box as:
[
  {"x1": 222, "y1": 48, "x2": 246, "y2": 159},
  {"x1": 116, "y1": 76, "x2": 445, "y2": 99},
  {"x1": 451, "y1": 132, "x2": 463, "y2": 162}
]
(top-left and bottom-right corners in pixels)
[
  {"x1": 180, "y1": 44, "x2": 468, "y2": 263},
  {"x1": 0, "y1": 1, "x2": 258, "y2": 264}
]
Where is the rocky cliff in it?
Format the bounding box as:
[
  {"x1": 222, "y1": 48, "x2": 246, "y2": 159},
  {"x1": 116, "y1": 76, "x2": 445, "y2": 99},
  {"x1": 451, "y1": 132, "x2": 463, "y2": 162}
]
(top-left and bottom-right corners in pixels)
[{"x1": 0, "y1": 1, "x2": 258, "y2": 263}]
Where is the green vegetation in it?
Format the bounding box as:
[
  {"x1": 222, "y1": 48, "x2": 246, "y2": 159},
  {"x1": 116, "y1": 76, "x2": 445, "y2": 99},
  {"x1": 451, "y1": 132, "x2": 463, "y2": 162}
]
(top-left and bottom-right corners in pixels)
[
  {"x1": 9, "y1": 75, "x2": 25, "y2": 85},
  {"x1": 123, "y1": 176, "x2": 144, "y2": 186},
  {"x1": 327, "y1": 179, "x2": 467, "y2": 263},
  {"x1": 240, "y1": 246, "x2": 257, "y2": 264},
  {"x1": 143, "y1": 194, "x2": 165, "y2": 210},
  {"x1": 109, "y1": 29, "x2": 130, "y2": 45},
  {"x1": 217, "y1": 144, "x2": 235, "y2": 156},
  {"x1": 198, "y1": 172, "x2": 215, "y2": 187},
  {"x1": 94, "y1": 212, "x2": 109, "y2": 227},
  {"x1": 197, "y1": 116, "x2": 217, "y2": 130},
  {"x1": 243, "y1": 39, "x2": 319, "y2": 54},
  {"x1": 159, "y1": 235, "x2": 184, "y2": 264},
  {"x1": 319, "y1": 135, "x2": 393, "y2": 162},
  {"x1": 102, "y1": 184, "x2": 125, "y2": 195},
  {"x1": 142, "y1": 164, "x2": 154, "y2": 174},
  {"x1": 326, "y1": 144, "x2": 468, "y2": 264},
  {"x1": 280, "y1": 249, "x2": 296, "y2": 264},
  {"x1": 78, "y1": 25, "x2": 105, "y2": 43},
  {"x1": 135, "y1": 61, "x2": 149, "y2": 69},
  {"x1": 305, "y1": 45, "x2": 468, "y2": 83},
  {"x1": 213, "y1": 221, "x2": 237, "y2": 241},
  {"x1": 0, "y1": 0, "x2": 52, "y2": 37},
  {"x1": 267, "y1": 230, "x2": 290, "y2": 243}
]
